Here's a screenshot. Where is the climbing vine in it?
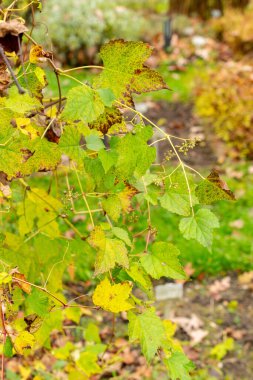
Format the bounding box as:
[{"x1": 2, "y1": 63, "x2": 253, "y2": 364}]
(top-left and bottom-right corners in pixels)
[{"x1": 0, "y1": 1, "x2": 235, "y2": 379}]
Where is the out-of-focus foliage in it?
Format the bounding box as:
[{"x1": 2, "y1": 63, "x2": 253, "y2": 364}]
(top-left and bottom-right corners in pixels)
[
  {"x1": 33, "y1": 0, "x2": 150, "y2": 63},
  {"x1": 121, "y1": 0, "x2": 168, "y2": 13},
  {"x1": 210, "y1": 4, "x2": 253, "y2": 55},
  {"x1": 169, "y1": 0, "x2": 250, "y2": 18},
  {"x1": 195, "y1": 63, "x2": 253, "y2": 159}
]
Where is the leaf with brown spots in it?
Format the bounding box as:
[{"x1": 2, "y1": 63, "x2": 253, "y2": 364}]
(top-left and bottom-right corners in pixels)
[
  {"x1": 196, "y1": 169, "x2": 236, "y2": 205},
  {"x1": 0, "y1": 63, "x2": 10, "y2": 94},
  {"x1": 88, "y1": 106, "x2": 122, "y2": 134},
  {"x1": 94, "y1": 40, "x2": 169, "y2": 106}
]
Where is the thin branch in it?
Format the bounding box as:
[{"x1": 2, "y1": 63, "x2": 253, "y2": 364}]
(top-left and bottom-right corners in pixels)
[
  {"x1": 43, "y1": 241, "x2": 69, "y2": 288},
  {"x1": 54, "y1": 70, "x2": 62, "y2": 115},
  {"x1": 0, "y1": 300, "x2": 7, "y2": 380},
  {"x1": 74, "y1": 168, "x2": 95, "y2": 228},
  {"x1": 184, "y1": 164, "x2": 205, "y2": 180},
  {"x1": 0, "y1": 47, "x2": 25, "y2": 94},
  {"x1": 41, "y1": 117, "x2": 56, "y2": 139},
  {"x1": 60, "y1": 65, "x2": 104, "y2": 73},
  {"x1": 14, "y1": 277, "x2": 66, "y2": 306}
]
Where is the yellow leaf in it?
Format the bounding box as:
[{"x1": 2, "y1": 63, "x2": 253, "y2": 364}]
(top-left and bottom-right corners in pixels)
[
  {"x1": 163, "y1": 320, "x2": 183, "y2": 353},
  {"x1": 12, "y1": 272, "x2": 31, "y2": 294},
  {"x1": 92, "y1": 278, "x2": 133, "y2": 313},
  {"x1": 163, "y1": 320, "x2": 177, "y2": 339},
  {"x1": 118, "y1": 183, "x2": 139, "y2": 213},
  {"x1": 19, "y1": 365, "x2": 31, "y2": 379},
  {"x1": 0, "y1": 272, "x2": 12, "y2": 285},
  {"x1": 29, "y1": 45, "x2": 44, "y2": 63},
  {"x1": 15, "y1": 118, "x2": 39, "y2": 140},
  {"x1": 14, "y1": 331, "x2": 35, "y2": 354}
]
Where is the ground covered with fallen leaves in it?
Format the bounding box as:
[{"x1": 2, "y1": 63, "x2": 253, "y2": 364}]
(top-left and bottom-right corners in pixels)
[{"x1": 5, "y1": 273, "x2": 253, "y2": 380}]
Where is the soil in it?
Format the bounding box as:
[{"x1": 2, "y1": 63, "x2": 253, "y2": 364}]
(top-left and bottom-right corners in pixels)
[
  {"x1": 145, "y1": 101, "x2": 220, "y2": 168},
  {"x1": 156, "y1": 274, "x2": 253, "y2": 380}
]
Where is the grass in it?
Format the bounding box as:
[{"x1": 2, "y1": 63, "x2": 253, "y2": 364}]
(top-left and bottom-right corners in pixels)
[{"x1": 43, "y1": 69, "x2": 95, "y2": 99}]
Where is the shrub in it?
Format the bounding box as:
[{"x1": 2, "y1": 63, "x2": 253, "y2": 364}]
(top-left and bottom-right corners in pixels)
[
  {"x1": 210, "y1": 5, "x2": 253, "y2": 55},
  {"x1": 195, "y1": 62, "x2": 253, "y2": 159},
  {"x1": 33, "y1": 0, "x2": 149, "y2": 63}
]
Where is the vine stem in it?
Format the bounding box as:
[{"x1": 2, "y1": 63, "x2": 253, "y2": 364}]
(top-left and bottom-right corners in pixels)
[
  {"x1": 2, "y1": 0, "x2": 18, "y2": 21},
  {"x1": 184, "y1": 164, "x2": 206, "y2": 180},
  {"x1": 74, "y1": 168, "x2": 95, "y2": 228},
  {"x1": 142, "y1": 177, "x2": 152, "y2": 252},
  {"x1": 60, "y1": 65, "x2": 104, "y2": 73},
  {"x1": 167, "y1": 135, "x2": 195, "y2": 216},
  {"x1": 3, "y1": 0, "x2": 36, "y2": 17},
  {"x1": 65, "y1": 173, "x2": 102, "y2": 215},
  {"x1": 0, "y1": 47, "x2": 25, "y2": 94},
  {"x1": 149, "y1": 138, "x2": 167, "y2": 146},
  {"x1": 41, "y1": 117, "x2": 56, "y2": 139},
  {"x1": 13, "y1": 278, "x2": 98, "y2": 311},
  {"x1": 0, "y1": 301, "x2": 7, "y2": 380},
  {"x1": 14, "y1": 277, "x2": 66, "y2": 307}
]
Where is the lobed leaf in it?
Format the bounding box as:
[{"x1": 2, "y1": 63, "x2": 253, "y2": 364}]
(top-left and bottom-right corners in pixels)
[
  {"x1": 141, "y1": 242, "x2": 186, "y2": 280},
  {"x1": 128, "y1": 308, "x2": 165, "y2": 361},
  {"x1": 92, "y1": 277, "x2": 133, "y2": 313},
  {"x1": 179, "y1": 209, "x2": 220, "y2": 249},
  {"x1": 94, "y1": 40, "x2": 168, "y2": 105}
]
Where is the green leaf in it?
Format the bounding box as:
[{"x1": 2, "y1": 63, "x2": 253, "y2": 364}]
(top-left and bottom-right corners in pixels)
[
  {"x1": 140, "y1": 242, "x2": 185, "y2": 280},
  {"x1": 62, "y1": 86, "x2": 104, "y2": 123},
  {"x1": 3, "y1": 336, "x2": 13, "y2": 358},
  {"x1": 85, "y1": 343, "x2": 106, "y2": 355},
  {"x1": 76, "y1": 352, "x2": 101, "y2": 376},
  {"x1": 58, "y1": 125, "x2": 86, "y2": 164},
  {"x1": 24, "y1": 137, "x2": 61, "y2": 173},
  {"x1": 34, "y1": 310, "x2": 63, "y2": 348},
  {"x1": 5, "y1": 87, "x2": 41, "y2": 114},
  {"x1": 17, "y1": 188, "x2": 62, "y2": 238},
  {"x1": 18, "y1": 63, "x2": 47, "y2": 101},
  {"x1": 160, "y1": 193, "x2": 191, "y2": 216},
  {"x1": 165, "y1": 352, "x2": 194, "y2": 380},
  {"x1": 126, "y1": 263, "x2": 153, "y2": 297},
  {"x1": 128, "y1": 308, "x2": 165, "y2": 361},
  {"x1": 111, "y1": 227, "x2": 132, "y2": 247},
  {"x1": 112, "y1": 126, "x2": 156, "y2": 180},
  {"x1": 102, "y1": 195, "x2": 122, "y2": 222},
  {"x1": 159, "y1": 171, "x2": 197, "y2": 216},
  {"x1": 97, "y1": 88, "x2": 116, "y2": 107},
  {"x1": 98, "y1": 149, "x2": 117, "y2": 173},
  {"x1": 85, "y1": 323, "x2": 101, "y2": 343},
  {"x1": 88, "y1": 227, "x2": 129, "y2": 276},
  {"x1": 179, "y1": 209, "x2": 219, "y2": 248},
  {"x1": 85, "y1": 135, "x2": 105, "y2": 151},
  {"x1": 94, "y1": 40, "x2": 168, "y2": 105},
  {"x1": 25, "y1": 288, "x2": 49, "y2": 317},
  {"x1": 53, "y1": 342, "x2": 75, "y2": 360}
]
